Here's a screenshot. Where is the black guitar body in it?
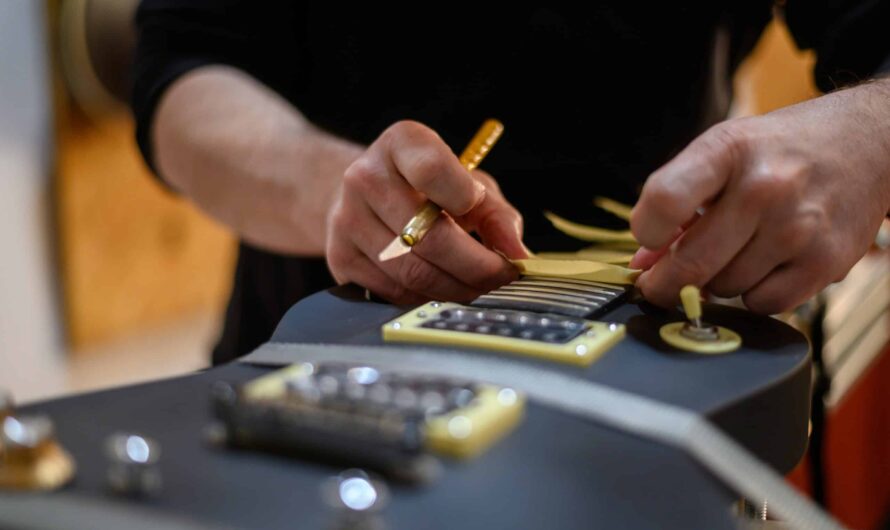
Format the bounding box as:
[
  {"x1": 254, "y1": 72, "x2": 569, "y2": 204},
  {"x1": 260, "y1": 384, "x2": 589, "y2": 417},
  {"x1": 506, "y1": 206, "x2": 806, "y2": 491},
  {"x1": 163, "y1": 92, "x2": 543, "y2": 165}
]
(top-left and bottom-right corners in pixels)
[{"x1": 8, "y1": 285, "x2": 811, "y2": 530}]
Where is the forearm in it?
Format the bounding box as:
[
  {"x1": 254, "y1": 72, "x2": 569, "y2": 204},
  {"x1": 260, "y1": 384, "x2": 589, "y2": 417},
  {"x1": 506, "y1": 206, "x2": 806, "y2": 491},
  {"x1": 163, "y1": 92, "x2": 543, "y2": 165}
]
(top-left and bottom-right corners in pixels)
[{"x1": 151, "y1": 65, "x2": 364, "y2": 255}]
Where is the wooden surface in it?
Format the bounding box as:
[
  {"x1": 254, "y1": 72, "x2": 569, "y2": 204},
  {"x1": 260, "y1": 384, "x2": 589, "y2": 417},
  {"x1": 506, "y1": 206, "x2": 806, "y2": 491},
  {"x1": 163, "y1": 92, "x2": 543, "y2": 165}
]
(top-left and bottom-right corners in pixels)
[
  {"x1": 49, "y1": 0, "x2": 236, "y2": 349},
  {"x1": 55, "y1": 109, "x2": 235, "y2": 349},
  {"x1": 733, "y1": 18, "x2": 819, "y2": 115}
]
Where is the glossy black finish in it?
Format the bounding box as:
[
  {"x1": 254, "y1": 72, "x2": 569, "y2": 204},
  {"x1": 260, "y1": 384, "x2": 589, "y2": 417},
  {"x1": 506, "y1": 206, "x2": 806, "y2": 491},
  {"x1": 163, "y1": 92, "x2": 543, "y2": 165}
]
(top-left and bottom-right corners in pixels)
[
  {"x1": 272, "y1": 285, "x2": 812, "y2": 472},
  {"x1": 9, "y1": 285, "x2": 811, "y2": 529}
]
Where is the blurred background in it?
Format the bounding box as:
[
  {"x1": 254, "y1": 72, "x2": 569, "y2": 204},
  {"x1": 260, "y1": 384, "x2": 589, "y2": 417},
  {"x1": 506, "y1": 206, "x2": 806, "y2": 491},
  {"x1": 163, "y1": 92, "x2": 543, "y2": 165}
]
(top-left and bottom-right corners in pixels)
[
  {"x1": 0, "y1": 1, "x2": 886, "y2": 527},
  {"x1": 1, "y1": 0, "x2": 234, "y2": 404}
]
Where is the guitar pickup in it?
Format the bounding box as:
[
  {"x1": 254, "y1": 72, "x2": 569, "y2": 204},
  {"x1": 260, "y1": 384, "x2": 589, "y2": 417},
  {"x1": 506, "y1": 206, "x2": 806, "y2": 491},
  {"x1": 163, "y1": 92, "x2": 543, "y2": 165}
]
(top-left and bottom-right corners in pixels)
[
  {"x1": 210, "y1": 362, "x2": 524, "y2": 483},
  {"x1": 382, "y1": 275, "x2": 627, "y2": 365},
  {"x1": 382, "y1": 302, "x2": 625, "y2": 366}
]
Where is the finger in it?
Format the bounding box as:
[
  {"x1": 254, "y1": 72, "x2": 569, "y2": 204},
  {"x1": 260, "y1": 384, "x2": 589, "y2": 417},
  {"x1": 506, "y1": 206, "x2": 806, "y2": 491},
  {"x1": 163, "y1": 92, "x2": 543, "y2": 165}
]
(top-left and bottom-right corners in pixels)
[
  {"x1": 458, "y1": 169, "x2": 528, "y2": 259},
  {"x1": 635, "y1": 193, "x2": 758, "y2": 308},
  {"x1": 631, "y1": 122, "x2": 748, "y2": 249},
  {"x1": 463, "y1": 193, "x2": 529, "y2": 259},
  {"x1": 348, "y1": 199, "x2": 483, "y2": 302},
  {"x1": 629, "y1": 247, "x2": 664, "y2": 270},
  {"x1": 383, "y1": 120, "x2": 485, "y2": 216},
  {"x1": 351, "y1": 160, "x2": 519, "y2": 292},
  {"x1": 417, "y1": 212, "x2": 523, "y2": 289},
  {"x1": 741, "y1": 260, "x2": 822, "y2": 315},
  {"x1": 707, "y1": 229, "x2": 799, "y2": 298},
  {"x1": 629, "y1": 223, "x2": 692, "y2": 269},
  {"x1": 335, "y1": 245, "x2": 427, "y2": 306}
]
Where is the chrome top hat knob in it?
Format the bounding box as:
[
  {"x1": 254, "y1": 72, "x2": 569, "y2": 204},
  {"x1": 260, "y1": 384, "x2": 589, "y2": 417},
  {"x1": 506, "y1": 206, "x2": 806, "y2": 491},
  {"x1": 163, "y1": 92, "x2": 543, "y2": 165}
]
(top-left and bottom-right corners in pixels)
[{"x1": 105, "y1": 433, "x2": 162, "y2": 496}]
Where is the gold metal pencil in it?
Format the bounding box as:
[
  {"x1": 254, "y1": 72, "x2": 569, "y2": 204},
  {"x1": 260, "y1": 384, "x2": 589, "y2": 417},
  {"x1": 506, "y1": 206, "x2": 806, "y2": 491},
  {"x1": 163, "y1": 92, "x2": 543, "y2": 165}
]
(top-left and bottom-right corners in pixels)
[{"x1": 378, "y1": 118, "x2": 504, "y2": 261}]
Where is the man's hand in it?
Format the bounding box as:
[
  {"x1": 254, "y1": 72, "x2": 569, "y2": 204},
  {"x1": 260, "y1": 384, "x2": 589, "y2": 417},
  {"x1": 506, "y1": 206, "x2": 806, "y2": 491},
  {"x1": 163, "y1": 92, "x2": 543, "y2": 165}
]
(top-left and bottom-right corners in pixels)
[
  {"x1": 325, "y1": 120, "x2": 528, "y2": 305},
  {"x1": 630, "y1": 79, "x2": 890, "y2": 314}
]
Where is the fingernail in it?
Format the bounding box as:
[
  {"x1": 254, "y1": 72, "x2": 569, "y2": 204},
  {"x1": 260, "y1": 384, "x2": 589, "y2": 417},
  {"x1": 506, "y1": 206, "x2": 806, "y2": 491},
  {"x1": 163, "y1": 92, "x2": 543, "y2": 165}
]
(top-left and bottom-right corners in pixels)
[
  {"x1": 520, "y1": 241, "x2": 533, "y2": 258},
  {"x1": 472, "y1": 180, "x2": 486, "y2": 202},
  {"x1": 629, "y1": 248, "x2": 645, "y2": 269},
  {"x1": 513, "y1": 226, "x2": 532, "y2": 258}
]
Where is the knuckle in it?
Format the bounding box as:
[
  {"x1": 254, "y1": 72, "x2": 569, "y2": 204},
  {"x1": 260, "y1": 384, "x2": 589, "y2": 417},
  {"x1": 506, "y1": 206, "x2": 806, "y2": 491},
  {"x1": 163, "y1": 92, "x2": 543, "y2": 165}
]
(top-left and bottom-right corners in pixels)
[
  {"x1": 389, "y1": 119, "x2": 438, "y2": 141},
  {"x1": 798, "y1": 206, "x2": 830, "y2": 238},
  {"x1": 342, "y1": 157, "x2": 378, "y2": 191},
  {"x1": 327, "y1": 205, "x2": 346, "y2": 232},
  {"x1": 398, "y1": 256, "x2": 437, "y2": 293},
  {"x1": 641, "y1": 179, "x2": 684, "y2": 221},
  {"x1": 408, "y1": 149, "x2": 451, "y2": 189},
  {"x1": 329, "y1": 203, "x2": 355, "y2": 233},
  {"x1": 705, "y1": 121, "x2": 749, "y2": 160},
  {"x1": 325, "y1": 242, "x2": 354, "y2": 282},
  {"x1": 777, "y1": 211, "x2": 822, "y2": 253},
  {"x1": 737, "y1": 172, "x2": 776, "y2": 206},
  {"x1": 644, "y1": 178, "x2": 678, "y2": 205},
  {"x1": 748, "y1": 162, "x2": 805, "y2": 202},
  {"x1": 472, "y1": 169, "x2": 499, "y2": 192},
  {"x1": 776, "y1": 162, "x2": 808, "y2": 193}
]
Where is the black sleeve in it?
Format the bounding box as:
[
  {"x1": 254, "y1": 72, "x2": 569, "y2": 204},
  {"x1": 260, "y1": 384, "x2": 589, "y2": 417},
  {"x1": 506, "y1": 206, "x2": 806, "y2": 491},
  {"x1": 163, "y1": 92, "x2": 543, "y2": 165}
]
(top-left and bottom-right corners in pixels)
[
  {"x1": 130, "y1": 0, "x2": 301, "y2": 186},
  {"x1": 781, "y1": 0, "x2": 890, "y2": 93}
]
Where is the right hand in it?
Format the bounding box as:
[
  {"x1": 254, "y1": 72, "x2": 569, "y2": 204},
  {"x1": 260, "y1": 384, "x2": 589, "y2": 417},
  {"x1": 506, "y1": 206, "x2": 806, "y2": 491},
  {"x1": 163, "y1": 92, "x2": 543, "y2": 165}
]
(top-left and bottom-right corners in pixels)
[{"x1": 325, "y1": 120, "x2": 528, "y2": 305}]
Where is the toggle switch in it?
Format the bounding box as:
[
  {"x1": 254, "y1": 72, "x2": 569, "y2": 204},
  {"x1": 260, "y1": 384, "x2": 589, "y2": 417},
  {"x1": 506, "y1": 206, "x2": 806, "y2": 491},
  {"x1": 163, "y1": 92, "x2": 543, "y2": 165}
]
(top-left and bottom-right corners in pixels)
[{"x1": 659, "y1": 285, "x2": 741, "y2": 354}]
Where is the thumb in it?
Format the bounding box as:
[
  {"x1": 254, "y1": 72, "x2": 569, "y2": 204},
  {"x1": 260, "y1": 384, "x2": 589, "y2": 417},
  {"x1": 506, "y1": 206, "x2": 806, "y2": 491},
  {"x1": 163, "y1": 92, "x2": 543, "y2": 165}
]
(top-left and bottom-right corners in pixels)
[
  {"x1": 629, "y1": 246, "x2": 665, "y2": 270},
  {"x1": 629, "y1": 215, "x2": 701, "y2": 269}
]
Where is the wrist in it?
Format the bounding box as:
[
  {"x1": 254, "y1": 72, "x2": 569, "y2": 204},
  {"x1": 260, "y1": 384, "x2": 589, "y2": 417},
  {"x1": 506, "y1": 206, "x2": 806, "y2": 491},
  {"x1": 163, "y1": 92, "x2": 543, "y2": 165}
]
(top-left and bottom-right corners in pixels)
[{"x1": 287, "y1": 125, "x2": 365, "y2": 252}]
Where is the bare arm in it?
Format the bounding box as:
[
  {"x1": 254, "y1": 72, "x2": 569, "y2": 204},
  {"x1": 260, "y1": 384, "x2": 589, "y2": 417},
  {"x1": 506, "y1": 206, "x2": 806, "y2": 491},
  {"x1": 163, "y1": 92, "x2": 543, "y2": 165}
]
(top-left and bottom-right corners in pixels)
[
  {"x1": 151, "y1": 65, "x2": 365, "y2": 256},
  {"x1": 150, "y1": 64, "x2": 525, "y2": 303},
  {"x1": 629, "y1": 77, "x2": 890, "y2": 313}
]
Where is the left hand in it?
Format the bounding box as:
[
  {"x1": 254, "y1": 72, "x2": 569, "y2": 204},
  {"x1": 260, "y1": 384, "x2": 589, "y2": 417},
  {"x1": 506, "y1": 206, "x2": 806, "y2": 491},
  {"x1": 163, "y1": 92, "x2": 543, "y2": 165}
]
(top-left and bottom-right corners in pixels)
[{"x1": 629, "y1": 78, "x2": 890, "y2": 314}]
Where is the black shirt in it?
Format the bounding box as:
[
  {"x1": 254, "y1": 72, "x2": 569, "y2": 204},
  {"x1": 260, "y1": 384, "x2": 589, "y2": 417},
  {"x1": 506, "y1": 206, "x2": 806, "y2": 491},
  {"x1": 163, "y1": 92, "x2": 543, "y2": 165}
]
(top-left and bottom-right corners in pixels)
[{"x1": 132, "y1": 1, "x2": 890, "y2": 364}]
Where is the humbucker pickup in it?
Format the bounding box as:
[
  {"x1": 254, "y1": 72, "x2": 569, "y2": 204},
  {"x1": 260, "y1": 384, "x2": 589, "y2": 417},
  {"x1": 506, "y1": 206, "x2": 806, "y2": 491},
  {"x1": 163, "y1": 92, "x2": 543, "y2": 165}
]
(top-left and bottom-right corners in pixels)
[
  {"x1": 382, "y1": 275, "x2": 627, "y2": 366},
  {"x1": 210, "y1": 362, "x2": 524, "y2": 483}
]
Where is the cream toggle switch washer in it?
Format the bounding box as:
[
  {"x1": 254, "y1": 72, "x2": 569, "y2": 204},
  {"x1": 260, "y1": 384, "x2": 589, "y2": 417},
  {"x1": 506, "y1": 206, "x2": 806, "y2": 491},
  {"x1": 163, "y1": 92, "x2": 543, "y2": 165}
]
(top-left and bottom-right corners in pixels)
[{"x1": 659, "y1": 285, "x2": 741, "y2": 354}]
